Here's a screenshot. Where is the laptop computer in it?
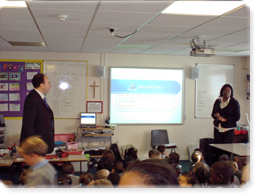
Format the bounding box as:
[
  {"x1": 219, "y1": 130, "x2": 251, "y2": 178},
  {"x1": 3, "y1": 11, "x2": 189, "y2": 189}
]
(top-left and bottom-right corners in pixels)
[{"x1": 80, "y1": 112, "x2": 97, "y2": 128}]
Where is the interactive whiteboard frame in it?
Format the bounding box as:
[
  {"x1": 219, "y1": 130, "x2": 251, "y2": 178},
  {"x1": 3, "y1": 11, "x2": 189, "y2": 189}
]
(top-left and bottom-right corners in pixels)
[{"x1": 109, "y1": 67, "x2": 186, "y2": 125}]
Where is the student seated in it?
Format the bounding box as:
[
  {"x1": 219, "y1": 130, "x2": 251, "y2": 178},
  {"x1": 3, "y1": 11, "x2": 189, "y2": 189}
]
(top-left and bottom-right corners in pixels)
[
  {"x1": 89, "y1": 179, "x2": 113, "y2": 188},
  {"x1": 227, "y1": 160, "x2": 241, "y2": 186},
  {"x1": 148, "y1": 149, "x2": 161, "y2": 159},
  {"x1": 112, "y1": 160, "x2": 124, "y2": 176},
  {"x1": 209, "y1": 161, "x2": 235, "y2": 188},
  {"x1": 18, "y1": 136, "x2": 57, "y2": 187},
  {"x1": 95, "y1": 169, "x2": 110, "y2": 180},
  {"x1": 97, "y1": 157, "x2": 113, "y2": 172},
  {"x1": 119, "y1": 159, "x2": 179, "y2": 187},
  {"x1": 194, "y1": 166, "x2": 210, "y2": 187},
  {"x1": 61, "y1": 162, "x2": 79, "y2": 186},
  {"x1": 58, "y1": 174, "x2": 72, "y2": 187},
  {"x1": 79, "y1": 172, "x2": 94, "y2": 187},
  {"x1": 178, "y1": 172, "x2": 196, "y2": 188},
  {"x1": 218, "y1": 154, "x2": 229, "y2": 161},
  {"x1": 169, "y1": 152, "x2": 183, "y2": 173},
  {"x1": 102, "y1": 149, "x2": 116, "y2": 164},
  {"x1": 157, "y1": 145, "x2": 168, "y2": 159},
  {"x1": 107, "y1": 172, "x2": 120, "y2": 187},
  {"x1": 189, "y1": 151, "x2": 209, "y2": 173}
]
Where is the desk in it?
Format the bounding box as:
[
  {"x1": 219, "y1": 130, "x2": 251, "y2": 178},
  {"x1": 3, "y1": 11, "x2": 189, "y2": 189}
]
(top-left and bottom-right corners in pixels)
[
  {"x1": 209, "y1": 143, "x2": 250, "y2": 165},
  {"x1": 15, "y1": 154, "x2": 88, "y2": 174}
]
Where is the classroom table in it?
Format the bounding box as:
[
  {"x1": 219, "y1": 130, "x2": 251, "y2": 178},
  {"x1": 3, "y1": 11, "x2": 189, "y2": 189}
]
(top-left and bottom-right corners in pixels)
[
  {"x1": 15, "y1": 154, "x2": 89, "y2": 174},
  {"x1": 209, "y1": 143, "x2": 250, "y2": 165}
]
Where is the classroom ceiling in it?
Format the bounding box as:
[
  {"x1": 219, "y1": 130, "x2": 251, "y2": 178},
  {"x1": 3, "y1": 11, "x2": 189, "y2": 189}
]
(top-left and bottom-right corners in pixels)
[{"x1": 0, "y1": 0, "x2": 250, "y2": 57}]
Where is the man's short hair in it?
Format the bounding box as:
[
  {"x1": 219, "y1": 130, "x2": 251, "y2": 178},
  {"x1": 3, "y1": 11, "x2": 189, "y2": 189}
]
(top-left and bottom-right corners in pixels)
[
  {"x1": 32, "y1": 73, "x2": 45, "y2": 88},
  {"x1": 18, "y1": 136, "x2": 48, "y2": 157}
]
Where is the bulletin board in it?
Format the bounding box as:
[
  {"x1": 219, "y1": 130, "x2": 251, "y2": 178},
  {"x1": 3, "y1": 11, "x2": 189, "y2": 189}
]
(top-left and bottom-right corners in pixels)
[
  {"x1": 0, "y1": 60, "x2": 42, "y2": 118},
  {"x1": 43, "y1": 60, "x2": 87, "y2": 118},
  {"x1": 195, "y1": 63, "x2": 234, "y2": 118}
]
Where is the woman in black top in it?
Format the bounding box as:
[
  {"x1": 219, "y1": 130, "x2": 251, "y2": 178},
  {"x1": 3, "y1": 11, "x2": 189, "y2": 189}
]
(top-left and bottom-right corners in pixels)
[{"x1": 211, "y1": 84, "x2": 240, "y2": 143}]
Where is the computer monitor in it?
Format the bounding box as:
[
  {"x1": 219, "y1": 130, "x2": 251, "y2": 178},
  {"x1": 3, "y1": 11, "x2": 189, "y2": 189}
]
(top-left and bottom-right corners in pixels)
[{"x1": 80, "y1": 112, "x2": 97, "y2": 128}]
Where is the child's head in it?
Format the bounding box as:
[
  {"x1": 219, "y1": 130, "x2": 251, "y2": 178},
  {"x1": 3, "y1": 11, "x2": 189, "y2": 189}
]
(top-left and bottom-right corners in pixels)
[
  {"x1": 218, "y1": 154, "x2": 229, "y2": 161},
  {"x1": 227, "y1": 160, "x2": 238, "y2": 173},
  {"x1": 178, "y1": 172, "x2": 196, "y2": 187},
  {"x1": 209, "y1": 161, "x2": 234, "y2": 186},
  {"x1": 58, "y1": 174, "x2": 72, "y2": 187},
  {"x1": 113, "y1": 160, "x2": 124, "y2": 173},
  {"x1": 18, "y1": 136, "x2": 48, "y2": 166},
  {"x1": 61, "y1": 162, "x2": 75, "y2": 175},
  {"x1": 79, "y1": 172, "x2": 94, "y2": 186},
  {"x1": 89, "y1": 179, "x2": 113, "y2": 188},
  {"x1": 107, "y1": 172, "x2": 120, "y2": 187},
  {"x1": 195, "y1": 166, "x2": 209, "y2": 185},
  {"x1": 119, "y1": 159, "x2": 179, "y2": 187},
  {"x1": 157, "y1": 145, "x2": 166, "y2": 155},
  {"x1": 148, "y1": 149, "x2": 161, "y2": 159},
  {"x1": 191, "y1": 151, "x2": 202, "y2": 163},
  {"x1": 95, "y1": 169, "x2": 110, "y2": 180},
  {"x1": 97, "y1": 157, "x2": 113, "y2": 172},
  {"x1": 169, "y1": 152, "x2": 180, "y2": 163},
  {"x1": 102, "y1": 149, "x2": 116, "y2": 163}
]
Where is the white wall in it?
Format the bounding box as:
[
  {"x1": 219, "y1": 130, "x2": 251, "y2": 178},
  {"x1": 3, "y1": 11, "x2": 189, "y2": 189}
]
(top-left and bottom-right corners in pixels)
[{"x1": 1, "y1": 51, "x2": 250, "y2": 160}]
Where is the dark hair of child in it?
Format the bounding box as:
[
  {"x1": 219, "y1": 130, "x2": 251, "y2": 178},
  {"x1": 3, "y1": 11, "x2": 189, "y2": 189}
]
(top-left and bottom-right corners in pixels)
[
  {"x1": 210, "y1": 161, "x2": 234, "y2": 185},
  {"x1": 102, "y1": 149, "x2": 116, "y2": 163},
  {"x1": 107, "y1": 172, "x2": 120, "y2": 187},
  {"x1": 195, "y1": 166, "x2": 210, "y2": 185},
  {"x1": 113, "y1": 160, "x2": 124, "y2": 173},
  {"x1": 157, "y1": 145, "x2": 166, "y2": 154},
  {"x1": 148, "y1": 149, "x2": 161, "y2": 158},
  {"x1": 169, "y1": 152, "x2": 180, "y2": 163},
  {"x1": 218, "y1": 154, "x2": 229, "y2": 161},
  {"x1": 79, "y1": 172, "x2": 94, "y2": 186},
  {"x1": 61, "y1": 162, "x2": 74, "y2": 174},
  {"x1": 89, "y1": 179, "x2": 113, "y2": 188},
  {"x1": 97, "y1": 156, "x2": 113, "y2": 172},
  {"x1": 180, "y1": 172, "x2": 196, "y2": 186},
  {"x1": 124, "y1": 159, "x2": 179, "y2": 187},
  {"x1": 58, "y1": 174, "x2": 72, "y2": 187},
  {"x1": 191, "y1": 151, "x2": 202, "y2": 163}
]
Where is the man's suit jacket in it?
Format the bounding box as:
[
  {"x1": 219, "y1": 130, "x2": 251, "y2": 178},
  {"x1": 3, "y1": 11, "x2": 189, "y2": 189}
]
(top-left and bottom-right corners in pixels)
[{"x1": 20, "y1": 89, "x2": 55, "y2": 153}]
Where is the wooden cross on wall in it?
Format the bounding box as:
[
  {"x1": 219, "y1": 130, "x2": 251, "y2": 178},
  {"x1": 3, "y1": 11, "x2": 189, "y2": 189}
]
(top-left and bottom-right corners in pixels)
[{"x1": 90, "y1": 80, "x2": 99, "y2": 98}]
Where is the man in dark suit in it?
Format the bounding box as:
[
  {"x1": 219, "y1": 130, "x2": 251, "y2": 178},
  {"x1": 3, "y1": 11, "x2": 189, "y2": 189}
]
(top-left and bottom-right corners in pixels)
[{"x1": 20, "y1": 73, "x2": 54, "y2": 153}]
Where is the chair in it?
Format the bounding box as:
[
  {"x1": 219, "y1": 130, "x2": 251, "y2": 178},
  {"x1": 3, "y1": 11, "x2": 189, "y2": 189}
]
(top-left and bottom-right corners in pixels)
[{"x1": 151, "y1": 129, "x2": 177, "y2": 153}]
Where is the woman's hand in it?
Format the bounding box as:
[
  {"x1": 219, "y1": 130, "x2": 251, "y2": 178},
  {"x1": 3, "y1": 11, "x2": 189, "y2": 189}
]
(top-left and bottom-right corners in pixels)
[
  {"x1": 214, "y1": 113, "x2": 220, "y2": 119},
  {"x1": 218, "y1": 116, "x2": 227, "y2": 122}
]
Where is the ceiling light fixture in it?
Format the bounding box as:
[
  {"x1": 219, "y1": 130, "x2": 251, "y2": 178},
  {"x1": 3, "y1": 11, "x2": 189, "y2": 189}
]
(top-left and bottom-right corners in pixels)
[
  {"x1": 0, "y1": 1, "x2": 27, "y2": 8},
  {"x1": 57, "y1": 15, "x2": 67, "y2": 21},
  {"x1": 8, "y1": 42, "x2": 46, "y2": 47},
  {"x1": 162, "y1": 1, "x2": 244, "y2": 16}
]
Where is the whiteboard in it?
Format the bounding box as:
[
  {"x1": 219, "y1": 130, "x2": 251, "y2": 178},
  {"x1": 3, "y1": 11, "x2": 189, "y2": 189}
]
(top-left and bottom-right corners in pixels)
[
  {"x1": 195, "y1": 64, "x2": 234, "y2": 118},
  {"x1": 43, "y1": 60, "x2": 87, "y2": 118}
]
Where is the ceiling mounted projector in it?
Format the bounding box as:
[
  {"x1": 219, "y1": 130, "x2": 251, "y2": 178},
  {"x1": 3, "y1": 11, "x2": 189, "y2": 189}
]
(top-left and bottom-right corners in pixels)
[{"x1": 190, "y1": 36, "x2": 216, "y2": 57}]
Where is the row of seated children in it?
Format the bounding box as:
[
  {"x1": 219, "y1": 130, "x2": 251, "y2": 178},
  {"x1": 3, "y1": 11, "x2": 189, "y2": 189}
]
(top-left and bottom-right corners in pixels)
[{"x1": 1, "y1": 137, "x2": 250, "y2": 188}]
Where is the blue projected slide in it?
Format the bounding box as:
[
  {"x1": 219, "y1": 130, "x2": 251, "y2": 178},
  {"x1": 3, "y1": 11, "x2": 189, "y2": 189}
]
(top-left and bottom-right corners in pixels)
[{"x1": 109, "y1": 67, "x2": 185, "y2": 124}]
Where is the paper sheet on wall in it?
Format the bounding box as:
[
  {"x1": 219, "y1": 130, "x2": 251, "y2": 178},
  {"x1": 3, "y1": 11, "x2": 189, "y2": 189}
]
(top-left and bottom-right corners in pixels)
[
  {"x1": 9, "y1": 104, "x2": 20, "y2": 111},
  {"x1": 0, "y1": 104, "x2": 8, "y2": 111},
  {"x1": 9, "y1": 93, "x2": 20, "y2": 101},
  {"x1": 0, "y1": 83, "x2": 8, "y2": 91}
]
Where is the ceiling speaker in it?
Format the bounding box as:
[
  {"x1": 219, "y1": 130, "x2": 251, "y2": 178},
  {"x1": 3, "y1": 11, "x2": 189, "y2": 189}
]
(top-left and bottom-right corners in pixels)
[
  {"x1": 191, "y1": 67, "x2": 199, "y2": 79},
  {"x1": 96, "y1": 66, "x2": 105, "y2": 78}
]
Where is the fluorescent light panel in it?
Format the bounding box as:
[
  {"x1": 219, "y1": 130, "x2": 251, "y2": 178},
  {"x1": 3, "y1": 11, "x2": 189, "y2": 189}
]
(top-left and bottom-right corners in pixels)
[
  {"x1": 162, "y1": 1, "x2": 245, "y2": 16},
  {"x1": 0, "y1": 1, "x2": 27, "y2": 8},
  {"x1": 8, "y1": 42, "x2": 45, "y2": 47}
]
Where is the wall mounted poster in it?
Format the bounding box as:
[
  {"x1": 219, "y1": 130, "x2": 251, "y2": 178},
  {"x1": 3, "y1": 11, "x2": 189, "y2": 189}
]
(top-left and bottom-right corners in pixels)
[{"x1": 0, "y1": 60, "x2": 42, "y2": 117}]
